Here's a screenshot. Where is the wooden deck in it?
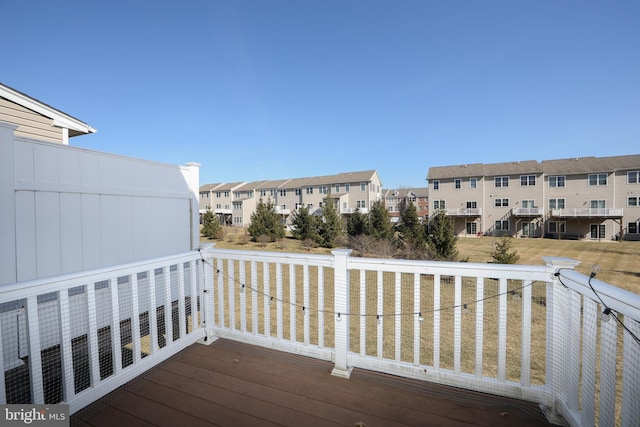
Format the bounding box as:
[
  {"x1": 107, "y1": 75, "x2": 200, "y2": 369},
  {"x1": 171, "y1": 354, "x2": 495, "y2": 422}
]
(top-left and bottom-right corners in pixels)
[{"x1": 71, "y1": 339, "x2": 552, "y2": 427}]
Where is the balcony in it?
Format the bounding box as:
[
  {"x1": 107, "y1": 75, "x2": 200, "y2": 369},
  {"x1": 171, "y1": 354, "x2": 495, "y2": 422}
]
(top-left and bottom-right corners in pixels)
[
  {"x1": 214, "y1": 208, "x2": 232, "y2": 214},
  {"x1": 341, "y1": 207, "x2": 369, "y2": 214},
  {"x1": 445, "y1": 208, "x2": 482, "y2": 216},
  {"x1": 2, "y1": 248, "x2": 639, "y2": 427},
  {"x1": 551, "y1": 208, "x2": 623, "y2": 218},
  {"x1": 512, "y1": 207, "x2": 544, "y2": 217},
  {"x1": 274, "y1": 207, "x2": 291, "y2": 215}
]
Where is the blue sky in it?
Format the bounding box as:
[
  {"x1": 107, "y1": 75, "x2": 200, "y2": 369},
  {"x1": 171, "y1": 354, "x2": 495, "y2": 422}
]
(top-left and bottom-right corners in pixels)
[{"x1": 2, "y1": 1, "x2": 639, "y2": 188}]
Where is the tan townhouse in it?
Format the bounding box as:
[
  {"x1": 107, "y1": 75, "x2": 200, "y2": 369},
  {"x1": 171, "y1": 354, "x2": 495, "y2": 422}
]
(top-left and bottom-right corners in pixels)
[
  {"x1": 427, "y1": 155, "x2": 640, "y2": 241},
  {"x1": 199, "y1": 170, "x2": 383, "y2": 228}
]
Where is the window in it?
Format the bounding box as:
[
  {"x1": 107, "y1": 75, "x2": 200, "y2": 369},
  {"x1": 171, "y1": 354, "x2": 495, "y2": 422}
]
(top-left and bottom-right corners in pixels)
[
  {"x1": 360, "y1": 183, "x2": 367, "y2": 191},
  {"x1": 494, "y1": 198, "x2": 509, "y2": 207},
  {"x1": 318, "y1": 186, "x2": 327, "y2": 194},
  {"x1": 216, "y1": 203, "x2": 221, "y2": 209},
  {"x1": 494, "y1": 176, "x2": 509, "y2": 187},
  {"x1": 433, "y1": 200, "x2": 446, "y2": 210},
  {"x1": 224, "y1": 191, "x2": 230, "y2": 197},
  {"x1": 334, "y1": 184, "x2": 340, "y2": 193},
  {"x1": 232, "y1": 202, "x2": 241, "y2": 210},
  {"x1": 454, "y1": 179, "x2": 461, "y2": 189},
  {"x1": 280, "y1": 189, "x2": 287, "y2": 196},
  {"x1": 295, "y1": 203, "x2": 303, "y2": 210},
  {"x1": 295, "y1": 188, "x2": 301, "y2": 196},
  {"x1": 628, "y1": 222, "x2": 638, "y2": 234},
  {"x1": 628, "y1": 197, "x2": 639, "y2": 207},
  {"x1": 549, "y1": 176, "x2": 566, "y2": 188},
  {"x1": 260, "y1": 190, "x2": 267, "y2": 197},
  {"x1": 216, "y1": 192, "x2": 221, "y2": 198},
  {"x1": 345, "y1": 184, "x2": 350, "y2": 192},
  {"x1": 521, "y1": 200, "x2": 535, "y2": 208},
  {"x1": 307, "y1": 203, "x2": 314, "y2": 209},
  {"x1": 588, "y1": 173, "x2": 607, "y2": 186},
  {"x1": 466, "y1": 201, "x2": 477, "y2": 209},
  {"x1": 432, "y1": 180, "x2": 439, "y2": 190},
  {"x1": 548, "y1": 221, "x2": 566, "y2": 234},
  {"x1": 590, "y1": 200, "x2": 606, "y2": 209},
  {"x1": 495, "y1": 220, "x2": 509, "y2": 231},
  {"x1": 270, "y1": 189, "x2": 277, "y2": 197},
  {"x1": 233, "y1": 217, "x2": 242, "y2": 224},
  {"x1": 520, "y1": 175, "x2": 536, "y2": 186},
  {"x1": 628, "y1": 171, "x2": 640, "y2": 184},
  {"x1": 549, "y1": 198, "x2": 565, "y2": 209},
  {"x1": 306, "y1": 187, "x2": 313, "y2": 194},
  {"x1": 247, "y1": 191, "x2": 254, "y2": 198},
  {"x1": 470, "y1": 178, "x2": 477, "y2": 189},
  {"x1": 466, "y1": 222, "x2": 477, "y2": 235},
  {"x1": 357, "y1": 200, "x2": 366, "y2": 209},
  {"x1": 234, "y1": 192, "x2": 240, "y2": 198}
]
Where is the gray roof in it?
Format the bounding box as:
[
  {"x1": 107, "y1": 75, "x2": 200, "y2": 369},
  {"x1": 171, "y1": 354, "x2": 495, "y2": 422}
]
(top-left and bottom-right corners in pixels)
[{"x1": 427, "y1": 155, "x2": 640, "y2": 180}]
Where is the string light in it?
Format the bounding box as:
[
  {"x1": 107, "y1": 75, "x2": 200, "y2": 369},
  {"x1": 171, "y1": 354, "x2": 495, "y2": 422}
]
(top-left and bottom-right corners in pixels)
[
  {"x1": 600, "y1": 308, "x2": 612, "y2": 323},
  {"x1": 336, "y1": 313, "x2": 341, "y2": 322},
  {"x1": 462, "y1": 304, "x2": 470, "y2": 316},
  {"x1": 240, "y1": 284, "x2": 245, "y2": 293},
  {"x1": 510, "y1": 290, "x2": 520, "y2": 301},
  {"x1": 418, "y1": 312, "x2": 424, "y2": 322}
]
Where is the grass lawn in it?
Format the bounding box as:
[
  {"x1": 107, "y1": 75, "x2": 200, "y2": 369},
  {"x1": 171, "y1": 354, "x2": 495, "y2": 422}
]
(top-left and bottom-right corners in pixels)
[{"x1": 204, "y1": 228, "x2": 640, "y2": 295}]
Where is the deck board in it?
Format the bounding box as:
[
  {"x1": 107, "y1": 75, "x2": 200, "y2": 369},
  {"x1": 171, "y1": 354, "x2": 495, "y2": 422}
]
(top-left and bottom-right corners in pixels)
[{"x1": 72, "y1": 339, "x2": 551, "y2": 427}]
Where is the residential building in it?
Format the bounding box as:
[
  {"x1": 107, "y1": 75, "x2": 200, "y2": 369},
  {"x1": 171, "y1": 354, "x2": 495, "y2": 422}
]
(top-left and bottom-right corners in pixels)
[
  {"x1": 382, "y1": 188, "x2": 429, "y2": 223},
  {"x1": 1, "y1": 82, "x2": 96, "y2": 144},
  {"x1": 426, "y1": 155, "x2": 640, "y2": 240},
  {"x1": 199, "y1": 170, "x2": 383, "y2": 227}
]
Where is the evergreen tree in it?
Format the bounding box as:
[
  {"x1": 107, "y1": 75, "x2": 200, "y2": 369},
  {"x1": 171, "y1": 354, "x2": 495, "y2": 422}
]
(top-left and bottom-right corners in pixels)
[
  {"x1": 491, "y1": 235, "x2": 520, "y2": 264},
  {"x1": 248, "y1": 199, "x2": 284, "y2": 242},
  {"x1": 397, "y1": 202, "x2": 426, "y2": 249},
  {"x1": 317, "y1": 197, "x2": 344, "y2": 248},
  {"x1": 201, "y1": 209, "x2": 223, "y2": 239},
  {"x1": 427, "y1": 209, "x2": 459, "y2": 261},
  {"x1": 346, "y1": 208, "x2": 367, "y2": 236},
  {"x1": 366, "y1": 200, "x2": 394, "y2": 240},
  {"x1": 290, "y1": 205, "x2": 319, "y2": 242}
]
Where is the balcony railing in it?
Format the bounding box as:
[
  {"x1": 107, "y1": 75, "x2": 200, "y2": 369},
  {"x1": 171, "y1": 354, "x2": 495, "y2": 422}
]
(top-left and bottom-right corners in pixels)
[
  {"x1": 551, "y1": 208, "x2": 624, "y2": 218},
  {"x1": 214, "y1": 208, "x2": 232, "y2": 214},
  {"x1": 341, "y1": 207, "x2": 369, "y2": 214},
  {"x1": 2, "y1": 247, "x2": 639, "y2": 426},
  {"x1": 445, "y1": 208, "x2": 482, "y2": 216},
  {"x1": 512, "y1": 207, "x2": 544, "y2": 216}
]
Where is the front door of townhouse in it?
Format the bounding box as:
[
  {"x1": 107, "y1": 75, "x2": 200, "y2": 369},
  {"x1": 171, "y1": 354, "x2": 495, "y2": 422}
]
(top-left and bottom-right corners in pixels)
[{"x1": 590, "y1": 223, "x2": 606, "y2": 239}]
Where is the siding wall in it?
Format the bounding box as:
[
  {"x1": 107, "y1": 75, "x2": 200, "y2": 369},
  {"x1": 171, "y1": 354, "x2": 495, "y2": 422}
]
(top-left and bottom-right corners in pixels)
[
  {"x1": 0, "y1": 97, "x2": 63, "y2": 143},
  {"x1": 0, "y1": 123, "x2": 200, "y2": 286}
]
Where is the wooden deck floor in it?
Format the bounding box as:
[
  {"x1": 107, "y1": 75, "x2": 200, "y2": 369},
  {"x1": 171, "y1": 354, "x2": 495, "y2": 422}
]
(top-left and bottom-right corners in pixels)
[{"x1": 71, "y1": 339, "x2": 552, "y2": 427}]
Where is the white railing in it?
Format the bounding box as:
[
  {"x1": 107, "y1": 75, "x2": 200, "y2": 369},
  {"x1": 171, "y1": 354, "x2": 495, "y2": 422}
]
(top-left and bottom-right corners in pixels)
[
  {"x1": 2, "y1": 246, "x2": 638, "y2": 426},
  {"x1": 0, "y1": 251, "x2": 205, "y2": 414},
  {"x1": 199, "y1": 246, "x2": 640, "y2": 427},
  {"x1": 512, "y1": 207, "x2": 544, "y2": 216},
  {"x1": 445, "y1": 208, "x2": 482, "y2": 216},
  {"x1": 552, "y1": 208, "x2": 624, "y2": 218}
]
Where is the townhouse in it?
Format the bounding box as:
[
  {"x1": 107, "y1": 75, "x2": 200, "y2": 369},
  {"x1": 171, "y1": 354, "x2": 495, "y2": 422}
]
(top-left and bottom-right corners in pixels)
[
  {"x1": 199, "y1": 170, "x2": 383, "y2": 227},
  {"x1": 382, "y1": 188, "x2": 429, "y2": 223},
  {"x1": 426, "y1": 155, "x2": 640, "y2": 241}
]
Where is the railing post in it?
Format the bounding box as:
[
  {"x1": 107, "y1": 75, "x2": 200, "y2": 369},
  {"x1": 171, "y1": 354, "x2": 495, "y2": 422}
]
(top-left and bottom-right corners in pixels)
[
  {"x1": 331, "y1": 249, "x2": 353, "y2": 378},
  {"x1": 199, "y1": 243, "x2": 217, "y2": 345},
  {"x1": 542, "y1": 256, "x2": 581, "y2": 425}
]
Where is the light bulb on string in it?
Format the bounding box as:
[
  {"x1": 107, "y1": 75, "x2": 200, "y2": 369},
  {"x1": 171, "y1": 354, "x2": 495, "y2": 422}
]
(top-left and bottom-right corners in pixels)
[
  {"x1": 462, "y1": 304, "x2": 470, "y2": 316},
  {"x1": 418, "y1": 312, "x2": 424, "y2": 322},
  {"x1": 376, "y1": 315, "x2": 381, "y2": 325},
  {"x1": 336, "y1": 313, "x2": 341, "y2": 322},
  {"x1": 240, "y1": 284, "x2": 245, "y2": 293},
  {"x1": 510, "y1": 290, "x2": 520, "y2": 301},
  {"x1": 268, "y1": 296, "x2": 274, "y2": 306},
  {"x1": 600, "y1": 307, "x2": 612, "y2": 323},
  {"x1": 591, "y1": 264, "x2": 600, "y2": 278}
]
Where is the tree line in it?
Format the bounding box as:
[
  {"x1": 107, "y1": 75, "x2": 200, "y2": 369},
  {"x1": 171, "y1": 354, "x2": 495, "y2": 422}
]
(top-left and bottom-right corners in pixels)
[{"x1": 202, "y1": 197, "x2": 519, "y2": 263}]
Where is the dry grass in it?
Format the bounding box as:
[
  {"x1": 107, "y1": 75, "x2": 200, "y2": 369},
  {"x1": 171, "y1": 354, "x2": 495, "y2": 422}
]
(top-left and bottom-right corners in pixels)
[{"x1": 204, "y1": 229, "x2": 640, "y2": 294}]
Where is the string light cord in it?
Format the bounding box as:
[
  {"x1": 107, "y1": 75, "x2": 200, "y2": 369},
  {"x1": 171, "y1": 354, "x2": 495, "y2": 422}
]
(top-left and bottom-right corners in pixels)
[
  {"x1": 219, "y1": 269, "x2": 535, "y2": 320},
  {"x1": 556, "y1": 267, "x2": 640, "y2": 347}
]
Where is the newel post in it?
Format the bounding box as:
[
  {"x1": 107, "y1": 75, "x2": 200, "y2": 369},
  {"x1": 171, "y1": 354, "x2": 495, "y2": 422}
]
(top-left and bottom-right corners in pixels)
[
  {"x1": 542, "y1": 256, "x2": 580, "y2": 424},
  {"x1": 199, "y1": 243, "x2": 218, "y2": 345},
  {"x1": 331, "y1": 249, "x2": 353, "y2": 378}
]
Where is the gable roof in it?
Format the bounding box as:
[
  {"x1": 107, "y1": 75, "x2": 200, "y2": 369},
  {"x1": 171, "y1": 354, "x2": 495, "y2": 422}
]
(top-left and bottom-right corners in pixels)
[
  {"x1": 427, "y1": 155, "x2": 640, "y2": 180},
  {"x1": 0, "y1": 82, "x2": 96, "y2": 137}
]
